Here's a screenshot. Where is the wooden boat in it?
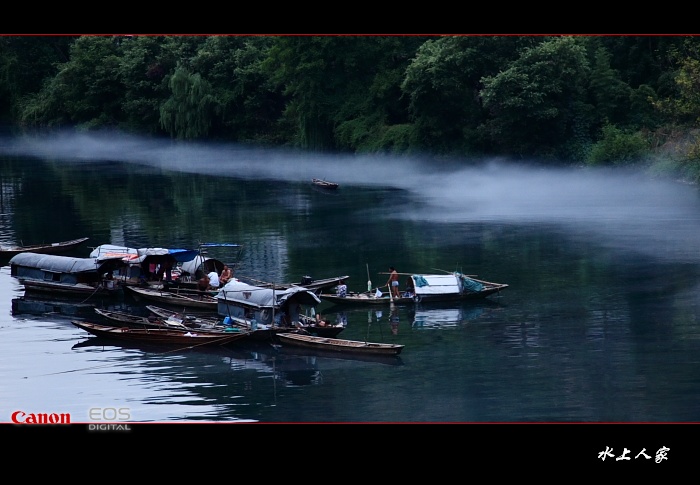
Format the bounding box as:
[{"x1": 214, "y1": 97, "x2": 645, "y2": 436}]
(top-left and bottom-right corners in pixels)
[
  {"x1": 320, "y1": 272, "x2": 508, "y2": 305},
  {"x1": 125, "y1": 285, "x2": 218, "y2": 310},
  {"x1": 276, "y1": 332, "x2": 404, "y2": 357},
  {"x1": 72, "y1": 320, "x2": 250, "y2": 347},
  {"x1": 94, "y1": 308, "x2": 228, "y2": 332},
  {"x1": 9, "y1": 252, "x2": 123, "y2": 297},
  {"x1": 320, "y1": 291, "x2": 414, "y2": 306},
  {"x1": 0, "y1": 237, "x2": 89, "y2": 258},
  {"x1": 145, "y1": 305, "x2": 222, "y2": 327},
  {"x1": 147, "y1": 304, "x2": 345, "y2": 339},
  {"x1": 311, "y1": 178, "x2": 339, "y2": 190},
  {"x1": 236, "y1": 274, "x2": 350, "y2": 294}
]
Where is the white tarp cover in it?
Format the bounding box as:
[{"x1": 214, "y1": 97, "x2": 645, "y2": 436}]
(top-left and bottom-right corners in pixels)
[
  {"x1": 216, "y1": 279, "x2": 321, "y2": 309},
  {"x1": 90, "y1": 244, "x2": 139, "y2": 261},
  {"x1": 180, "y1": 255, "x2": 223, "y2": 276},
  {"x1": 9, "y1": 253, "x2": 106, "y2": 273},
  {"x1": 412, "y1": 274, "x2": 461, "y2": 296}
]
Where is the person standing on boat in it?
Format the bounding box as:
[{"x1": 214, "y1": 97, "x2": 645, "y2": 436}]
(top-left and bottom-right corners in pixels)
[{"x1": 387, "y1": 266, "x2": 400, "y2": 298}]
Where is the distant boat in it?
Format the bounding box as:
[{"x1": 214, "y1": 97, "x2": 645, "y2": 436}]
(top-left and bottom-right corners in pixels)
[
  {"x1": 311, "y1": 178, "x2": 339, "y2": 190},
  {"x1": 0, "y1": 237, "x2": 89, "y2": 258}
]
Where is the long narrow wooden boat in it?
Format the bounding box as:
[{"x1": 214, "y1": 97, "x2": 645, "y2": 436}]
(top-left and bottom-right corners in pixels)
[
  {"x1": 146, "y1": 304, "x2": 345, "y2": 339},
  {"x1": 277, "y1": 333, "x2": 404, "y2": 356},
  {"x1": 235, "y1": 274, "x2": 350, "y2": 294},
  {"x1": 320, "y1": 291, "x2": 414, "y2": 306},
  {"x1": 145, "y1": 305, "x2": 222, "y2": 327},
  {"x1": 94, "y1": 307, "x2": 228, "y2": 331},
  {"x1": 311, "y1": 178, "x2": 339, "y2": 190},
  {"x1": 72, "y1": 320, "x2": 250, "y2": 346},
  {"x1": 125, "y1": 285, "x2": 218, "y2": 310},
  {"x1": 0, "y1": 237, "x2": 89, "y2": 258}
]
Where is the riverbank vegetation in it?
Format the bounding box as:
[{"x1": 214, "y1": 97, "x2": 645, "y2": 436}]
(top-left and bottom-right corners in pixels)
[{"x1": 2, "y1": 35, "x2": 700, "y2": 182}]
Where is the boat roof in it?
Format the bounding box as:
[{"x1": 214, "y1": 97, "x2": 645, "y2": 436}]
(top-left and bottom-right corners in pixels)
[
  {"x1": 216, "y1": 279, "x2": 321, "y2": 309},
  {"x1": 9, "y1": 253, "x2": 109, "y2": 273}
]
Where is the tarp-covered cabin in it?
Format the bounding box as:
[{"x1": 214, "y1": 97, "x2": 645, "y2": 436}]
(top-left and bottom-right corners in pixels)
[{"x1": 216, "y1": 279, "x2": 321, "y2": 326}]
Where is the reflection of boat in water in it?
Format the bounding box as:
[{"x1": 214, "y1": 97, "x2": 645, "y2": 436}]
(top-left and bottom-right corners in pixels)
[
  {"x1": 410, "y1": 300, "x2": 503, "y2": 328},
  {"x1": 12, "y1": 295, "x2": 107, "y2": 319},
  {"x1": 71, "y1": 337, "x2": 324, "y2": 386}
]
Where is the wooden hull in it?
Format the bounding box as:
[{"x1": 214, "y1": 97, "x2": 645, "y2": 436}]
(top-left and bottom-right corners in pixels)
[
  {"x1": 72, "y1": 320, "x2": 250, "y2": 346},
  {"x1": 125, "y1": 285, "x2": 218, "y2": 310},
  {"x1": 235, "y1": 275, "x2": 350, "y2": 294},
  {"x1": 276, "y1": 333, "x2": 404, "y2": 356},
  {"x1": 145, "y1": 304, "x2": 340, "y2": 340},
  {"x1": 145, "y1": 305, "x2": 222, "y2": 327},
  {"x1": 19, "y1": 278, "x2": 121, "y2": 297},
  {"x1": 319, "y1": 293, "x2": 414, "y2": 305},
  {"x1": 94, "y1": 308, "x2": 228, "y2": 332},
  {"x1": 0, "y1": 237, "x2": 89, "y2": 258}
]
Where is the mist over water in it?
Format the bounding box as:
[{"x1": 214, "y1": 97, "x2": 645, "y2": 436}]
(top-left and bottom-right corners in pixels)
[{"x1": 3, "y1": 130, "x2": 700, "y2": 263}]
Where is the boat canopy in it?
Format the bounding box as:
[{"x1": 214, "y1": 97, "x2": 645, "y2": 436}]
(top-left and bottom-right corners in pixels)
[
  {"x1": 412, "y1": 273, "x2": 484, "y2": 296},
  {"x1": 216, "y1": 279, "x2": 321, "y2": 309},
  {"x1": 9, "y1": 253, "x2": 108, "y2": 274},
  {"x1": 180, "y1": 255, "x2": 224, "y2": 277},
  {"x1": 90, "y1": 244, "x2": 139, "y2": 261}
]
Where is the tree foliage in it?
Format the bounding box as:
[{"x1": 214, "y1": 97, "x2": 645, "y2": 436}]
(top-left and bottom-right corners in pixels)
[
  {"x1": 160, "y1": 65, "x2": 216, "y2": 139},
  {"x1": 4, "y1": 34, "x2": 700, "y2": 175}
]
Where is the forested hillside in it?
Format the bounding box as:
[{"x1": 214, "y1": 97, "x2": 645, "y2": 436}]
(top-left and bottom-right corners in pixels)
[{"x1": 2, "y1": 35, "x2": 700, "y2": 180}]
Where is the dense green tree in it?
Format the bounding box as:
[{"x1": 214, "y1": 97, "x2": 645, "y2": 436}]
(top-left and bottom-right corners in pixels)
[
  {"x1": 262, "y1": 36, "x2": 426, "y2": 152},
  {"x1": 0, "y1": 36, "x2": 75, "y2": 124},
  {"x1": 587, "y1": 123, "x2": 650, "y2": 166},
  {"x1": 588, "y1": 45, "x2": 632, "y2": 127},
  {"x1": 116, "y1": 36, "x2": 176, "y2": 133},
  {"x1": 18, "y1": 36, "x2": 124, "y2": 128},
  {"x1": 402, "y1": 36, "x2": 541, "y2": 155},
  {"x1": 480, "y1": 36, "x2": 594, "y2": 160},
  {"x1": 189, "y1": 36, "x2": 286, "y2": 144}
]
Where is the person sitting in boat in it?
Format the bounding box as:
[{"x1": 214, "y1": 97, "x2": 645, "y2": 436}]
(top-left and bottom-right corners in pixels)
[
  {"x1": 315, "y1": 313, "x2": 332, "y2": 327},
  {"x1": 403, "y1": 277, "x2": 415, "y2": 298},
  {"x1": 336, "y1": 279, "x2": 347, "y2": 298},
  {"x1": 207, "y1": 270, "x2": 220, "y2": 289},
  {"x1": 219, "y1": 265, "x2": 233, "y2": 285}
]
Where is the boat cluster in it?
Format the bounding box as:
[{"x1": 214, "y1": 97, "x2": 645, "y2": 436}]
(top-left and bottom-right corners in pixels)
[
  {"x1": 7, "y1": 239, "x2": 405, "y2": 358},
  {"x1": 7, "y1": 237, "x2": 509, "y2": 358}
]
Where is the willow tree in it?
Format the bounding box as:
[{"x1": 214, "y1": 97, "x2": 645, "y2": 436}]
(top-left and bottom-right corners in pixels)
[{"x1": 159, "y1": 65, "x2": 216, "y2": 139}]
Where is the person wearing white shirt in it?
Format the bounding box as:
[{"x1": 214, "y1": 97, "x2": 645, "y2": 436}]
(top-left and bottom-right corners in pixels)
[{"x1": 207, "y1": 271, "x2": 220, "y2": 289}]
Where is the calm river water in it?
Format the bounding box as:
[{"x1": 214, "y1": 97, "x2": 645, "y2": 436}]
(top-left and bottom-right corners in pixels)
[{"x1": 2, "y1": 132, "x2": 700, "y2": 443}]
